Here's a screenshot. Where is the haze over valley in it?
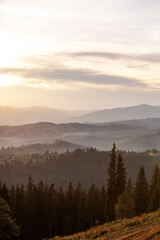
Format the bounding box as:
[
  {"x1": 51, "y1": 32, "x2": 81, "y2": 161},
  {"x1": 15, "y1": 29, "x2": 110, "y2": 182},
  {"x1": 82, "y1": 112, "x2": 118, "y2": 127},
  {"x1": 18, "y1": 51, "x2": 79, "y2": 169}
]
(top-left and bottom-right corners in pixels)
[{"x1": 0, "y1": 104, "x2": 160, "y2": 152}]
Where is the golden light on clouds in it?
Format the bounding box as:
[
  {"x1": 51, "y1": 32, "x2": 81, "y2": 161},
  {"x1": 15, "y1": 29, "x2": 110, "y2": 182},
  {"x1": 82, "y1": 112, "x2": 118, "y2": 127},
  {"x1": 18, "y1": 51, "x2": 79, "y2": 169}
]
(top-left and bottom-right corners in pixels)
[
  {"x1": 0, "y1": 75, "x2": 22, "y2": 87},
  {"x1": 0, "y1": 0, "x2": 159, "y2": 109}
]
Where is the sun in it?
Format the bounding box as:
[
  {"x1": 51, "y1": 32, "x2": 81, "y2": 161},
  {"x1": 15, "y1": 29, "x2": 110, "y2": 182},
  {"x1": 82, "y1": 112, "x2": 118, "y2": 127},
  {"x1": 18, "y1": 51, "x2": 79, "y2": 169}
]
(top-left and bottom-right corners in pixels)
[{"x1": 0, "y1": 75, "x2": 22, "y2": 87}]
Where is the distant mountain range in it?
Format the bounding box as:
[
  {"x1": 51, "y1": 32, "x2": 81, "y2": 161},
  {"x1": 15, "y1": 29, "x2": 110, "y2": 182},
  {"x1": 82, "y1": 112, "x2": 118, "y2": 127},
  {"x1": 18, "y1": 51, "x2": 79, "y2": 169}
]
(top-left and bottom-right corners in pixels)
[
  {"x1": 0, "y1": 106, "x2": 92, "y2": 125},
  {"x1": 1, "y1": 104, "x2": 160, "y2": 151},
  {"x1": 0, "y1": 118, "x2": 160, "y2": 151},
  {"x1": 1, "y1": 104, "x2": 160, "y2": 125},
  {"x1": 76, "y1": 104, "x2": 160, "y2": 123}
]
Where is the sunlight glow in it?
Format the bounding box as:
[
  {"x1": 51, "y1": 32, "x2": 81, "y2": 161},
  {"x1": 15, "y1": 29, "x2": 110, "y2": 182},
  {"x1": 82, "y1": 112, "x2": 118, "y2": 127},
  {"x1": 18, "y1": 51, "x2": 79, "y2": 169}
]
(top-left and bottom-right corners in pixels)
[{"x1": 0, "y1": 75, "x2": 22, "y2": 87}]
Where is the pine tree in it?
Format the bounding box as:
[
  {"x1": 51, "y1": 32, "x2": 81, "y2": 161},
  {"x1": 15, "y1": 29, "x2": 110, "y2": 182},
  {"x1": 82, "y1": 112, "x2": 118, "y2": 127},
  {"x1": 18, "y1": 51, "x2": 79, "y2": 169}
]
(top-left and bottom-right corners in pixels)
[
  {"x1": 1, "y1": 183, "x2": 10, "y2": 203},
  {"x1": 126, "y1": 178, "x2": 133, "y2": 196},
  {"x1": 86, "y1": 184, "x2": 99, "y2": 227},
  {"x1": 148, "y1": 165, "x2": 160, "y2": 212},
  {"x1": 25, "y1": 175, "x2": 35, "y2": 240},
  {"x1": 64, "y1": 182, "x2": 74, "y2": 235},
  {"x1": 116, "y1": 153, "x2": 126, "y2": 198},
  {"x1": 148, "y1": 183, "x2": 160, "y2": 212},
  {"x1": 106, "y1": 143, "x2": 117, "y2": 221},
  {"x1": 134, "y1": 166, "x2": 149, "y2": 215},
  {"x1": 9, "y1": 185, "x2": 16, "y2": 217},
  {"x1": 0, "y1": 197, "x2": 20, "y2": 239},
  {"x1": 15, "y1": 185, "x2": 25, "y2": 239},
  {"x1": 56, "y1": 186, "x2": 65, "y2": 235},
  {"x1": 149, "y1": 165, "x2": 159, "y2": 196},
  {"x1": 115, "y1": 190, "x2": 135, "y2": 219},
  {"x1": 98, "y1": 186, "x2": 106, "y2": 224}
]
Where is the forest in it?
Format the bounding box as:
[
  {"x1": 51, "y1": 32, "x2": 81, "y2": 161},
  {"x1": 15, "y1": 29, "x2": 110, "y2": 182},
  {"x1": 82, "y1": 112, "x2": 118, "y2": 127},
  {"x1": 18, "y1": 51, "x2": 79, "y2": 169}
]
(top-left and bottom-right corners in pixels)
[
  {"x1": 0, "y1": 144, "x2": 160, "y2": 240},
  {"x1": 0, "y1": 147, "x2": 160, "y2": 189}
]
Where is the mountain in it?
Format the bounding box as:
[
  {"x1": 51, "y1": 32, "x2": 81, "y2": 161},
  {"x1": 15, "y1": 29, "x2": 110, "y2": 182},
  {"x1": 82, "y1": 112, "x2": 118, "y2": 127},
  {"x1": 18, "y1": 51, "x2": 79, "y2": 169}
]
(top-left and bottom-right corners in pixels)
[
  {"x1": 0, "y1": 106, "x2": 93, "y2": 125},
  {"x1": 119, "y1": 129, "x2": 160, "y2": 151},
  {"x1": 76, "y1": 104, "x2": 160, "y2": 123},
  {"x1": 1, "y1": 104, "x2": 160, "y2": 125},
  {"x1": 0, "y1": 121, "x2": 149, "y2": 149},
  {"x1": 0, "y1": 140, "x2": 84, "y2": 155},
  {"x1": 0, "y1": 117, "x2": 160, "y2": 151},
  {"x1": 50, "y1": 210, "x2": 160, "y2": 240},
  {"x1": 116, "y1": 118, "x2": 160, "y2": 129}
]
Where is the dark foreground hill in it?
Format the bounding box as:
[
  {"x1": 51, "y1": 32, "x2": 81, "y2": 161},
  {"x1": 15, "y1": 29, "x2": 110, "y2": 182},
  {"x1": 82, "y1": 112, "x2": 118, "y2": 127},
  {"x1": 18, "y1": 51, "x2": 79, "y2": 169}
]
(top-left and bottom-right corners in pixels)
[{"x1": 51, "y1": 210, "x2": 160, "y2": 240}]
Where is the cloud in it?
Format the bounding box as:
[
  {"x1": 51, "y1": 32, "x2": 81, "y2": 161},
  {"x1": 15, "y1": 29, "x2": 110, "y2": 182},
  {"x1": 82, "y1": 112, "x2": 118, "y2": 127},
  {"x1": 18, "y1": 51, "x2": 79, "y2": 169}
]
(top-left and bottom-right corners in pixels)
[
  {"x1": 63, "y1": 52, "x2": 160, "y2": 63},
  {"x1": 0, "y1": 67, "x2": 147, "y2": 88}
]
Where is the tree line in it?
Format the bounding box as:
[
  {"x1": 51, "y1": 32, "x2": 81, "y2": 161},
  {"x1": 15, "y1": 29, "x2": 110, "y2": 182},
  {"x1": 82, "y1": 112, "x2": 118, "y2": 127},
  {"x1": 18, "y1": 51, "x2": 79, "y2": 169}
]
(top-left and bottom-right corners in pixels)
[{"x1": 0, "y1": 144, "x2": 160, "y2": 240}]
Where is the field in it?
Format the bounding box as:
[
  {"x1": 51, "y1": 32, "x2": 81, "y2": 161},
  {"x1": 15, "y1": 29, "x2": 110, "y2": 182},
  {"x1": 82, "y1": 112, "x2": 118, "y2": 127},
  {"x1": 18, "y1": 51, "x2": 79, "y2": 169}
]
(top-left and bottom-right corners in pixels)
[{"x1": 50, "y1": 210, "x2": 160, "y2": 240}]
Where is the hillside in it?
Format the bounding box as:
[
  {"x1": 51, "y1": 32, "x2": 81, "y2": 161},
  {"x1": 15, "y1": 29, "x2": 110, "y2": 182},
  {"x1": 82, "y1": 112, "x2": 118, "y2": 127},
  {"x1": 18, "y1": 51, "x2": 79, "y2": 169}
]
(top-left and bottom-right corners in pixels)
[
  {"x1": 119, "y1": 130, "x2": 160, "y2": 151},
  {"x1": 0, "y1": 140, "x2": 84, "y2": 155},
  {"x1": 0, "y1": 119, "x2": 160, "y2": 151},
  {"x1": 77, "y1": 104, "x2": 160, "y2": 123},
  {"x1": 51, "y1": 210, "x2": 160, "y2": 240},
  {"x1": 0, "y1": 121, "x2": 150, "y2": 150},
  {"x1": 0, "y1": 149, "x2": 160, "y2": 188}
]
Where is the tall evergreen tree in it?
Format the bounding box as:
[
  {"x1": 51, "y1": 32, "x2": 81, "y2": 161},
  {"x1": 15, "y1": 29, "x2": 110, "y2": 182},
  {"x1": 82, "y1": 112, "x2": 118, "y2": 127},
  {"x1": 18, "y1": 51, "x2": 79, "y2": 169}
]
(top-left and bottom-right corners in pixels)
[
  {"x1": 15, "y1": 185, "x2": 25, "y2": 240},
  {"x1": 149, "y1": 165, "x2": 159, "y2": 195},
  {"x1": 134, "y1": 166, "x2": 149, "y2": 215},
  {"x1": 98, "y1": 186, "x2": 106, "y2": 224},
  {"x1": 148, "y1": 165, "x2": 160, "y2": 212},
  {"x1": 25, "y1": 175, "x2": 35, "y2": 240},
  {"x1": 1, "y1": 183, "x2": 10, "y2": 203},
  {"x1": 106, "y1": 143, "x2": 117, "y2": 221},
  {"x1": 116, "y1": 153, "x2": 126, "y2": 198},
  {"x1": 126, "y1": 178, "x2": 133, "y2": 196},
  {"x1": 115, "y1": 190, "x2": 135, "y2": 219},
  {"x1": 0, "y1": 197, "x2": 20, "y2": 240},
  {"x1": 9, "y1": 185, "x2": 16, "y2": 217}
]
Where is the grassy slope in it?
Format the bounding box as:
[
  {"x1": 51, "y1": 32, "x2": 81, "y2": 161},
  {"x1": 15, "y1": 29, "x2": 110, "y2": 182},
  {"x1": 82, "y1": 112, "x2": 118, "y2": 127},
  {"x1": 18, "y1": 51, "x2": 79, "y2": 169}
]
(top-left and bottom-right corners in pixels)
[{"x1": 50, "y1": 210, "x2": 160, "y2": 240}]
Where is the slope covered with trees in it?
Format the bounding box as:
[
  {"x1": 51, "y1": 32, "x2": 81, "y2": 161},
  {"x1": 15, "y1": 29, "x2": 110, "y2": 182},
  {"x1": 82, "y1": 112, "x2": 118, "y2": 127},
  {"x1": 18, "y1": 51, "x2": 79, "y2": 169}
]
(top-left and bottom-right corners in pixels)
[
  {"x1": 0, "y1": 145, "x2": 160, "y2": 240},
  {"x1": 0, "y1": 148, "x2": 160, "y2": 188}
]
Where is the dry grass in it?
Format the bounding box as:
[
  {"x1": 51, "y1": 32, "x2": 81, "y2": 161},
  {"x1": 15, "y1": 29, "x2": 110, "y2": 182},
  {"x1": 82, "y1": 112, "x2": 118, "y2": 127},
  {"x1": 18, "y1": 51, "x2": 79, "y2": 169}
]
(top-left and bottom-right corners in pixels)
[{"x1": 50, "y1": 209, "x2": 160, "y2": 240}]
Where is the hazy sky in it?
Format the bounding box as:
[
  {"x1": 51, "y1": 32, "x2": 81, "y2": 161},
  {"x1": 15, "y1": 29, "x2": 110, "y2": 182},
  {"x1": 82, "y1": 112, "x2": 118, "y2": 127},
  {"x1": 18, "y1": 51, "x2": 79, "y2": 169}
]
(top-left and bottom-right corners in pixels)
[{"x1": 0, "y1": 0, "x2": 160, "y2": 109}]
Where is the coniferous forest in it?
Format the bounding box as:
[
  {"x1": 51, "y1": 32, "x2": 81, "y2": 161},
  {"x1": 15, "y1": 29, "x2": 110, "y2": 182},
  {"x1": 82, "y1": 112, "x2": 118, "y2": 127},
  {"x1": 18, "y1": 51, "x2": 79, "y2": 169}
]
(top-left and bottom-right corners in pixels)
[{"x1": 1, "y1": 144, "x2": 160, "y2": 240}]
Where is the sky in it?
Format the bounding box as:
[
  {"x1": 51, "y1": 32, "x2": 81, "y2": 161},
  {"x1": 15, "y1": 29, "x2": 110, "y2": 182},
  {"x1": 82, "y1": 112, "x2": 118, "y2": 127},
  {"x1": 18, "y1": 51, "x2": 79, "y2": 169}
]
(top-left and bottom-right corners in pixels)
[{"x1": 0, "y1": 0, "x2": 160, "y2": 110}]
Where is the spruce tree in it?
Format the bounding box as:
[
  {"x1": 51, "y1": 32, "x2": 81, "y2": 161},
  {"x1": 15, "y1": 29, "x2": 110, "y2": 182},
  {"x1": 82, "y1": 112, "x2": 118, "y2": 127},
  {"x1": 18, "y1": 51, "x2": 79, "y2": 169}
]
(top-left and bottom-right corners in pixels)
[
  {"x1": 134, "y1": 166, "x2": 149, "y2": 215},
  {"x1": 64, "y1": 182, "x2": 74, "y2": 235},
  {"x1": 106, "y1": 143, "x2": 117, "y2": 221},
  {"x1": 115, "y1": 190, "x2": 135, "y2": 219},
  {"x1": 148, "y1": 165, "x2": 160, "y2": 212},
  {"x1": 149, "y1": 165, "x2": 159, "y2": 195},
  {"x1": 148, "y1": 183, "x2": 160, "y2": 212},
  {"x1": 116, "y1": 153, "x2": 126, "y2": 198},
  {"x1": 126, "y1": 178, "x2": 133, "y2": 196},
  {"x1": 0, "y1": 197, "x2": 20, "y2": 239}
]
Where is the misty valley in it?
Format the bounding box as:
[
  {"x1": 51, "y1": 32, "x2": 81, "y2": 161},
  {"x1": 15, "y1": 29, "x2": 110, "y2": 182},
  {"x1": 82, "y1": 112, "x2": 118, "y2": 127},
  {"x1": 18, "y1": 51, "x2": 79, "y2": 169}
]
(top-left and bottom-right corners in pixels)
[{"x1": 1, "y1": 104, "x2": 160, "y2": 240}]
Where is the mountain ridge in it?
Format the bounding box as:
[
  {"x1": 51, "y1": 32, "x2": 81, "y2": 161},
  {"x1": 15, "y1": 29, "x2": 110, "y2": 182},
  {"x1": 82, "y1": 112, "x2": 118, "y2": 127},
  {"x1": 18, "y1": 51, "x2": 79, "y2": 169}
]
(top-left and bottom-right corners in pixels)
[
  {"x1": 76, "y1": 104, "x2": 160, "y2": 123},
  {"x1": 1, "y1": 104, "x2": 160, "y2": 125},
  {"x1": 0, "y1": 119, "x2": 160, "y2": 151}
]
